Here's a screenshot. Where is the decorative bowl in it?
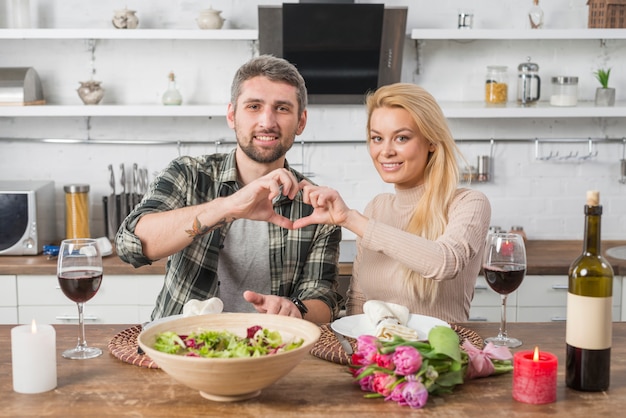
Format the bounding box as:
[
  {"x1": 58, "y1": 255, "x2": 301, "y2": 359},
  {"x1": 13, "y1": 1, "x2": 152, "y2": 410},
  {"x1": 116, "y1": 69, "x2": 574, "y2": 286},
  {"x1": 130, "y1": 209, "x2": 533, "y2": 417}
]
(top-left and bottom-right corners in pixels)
[{"x1": 137, "y1": 313, "x2": 320, "y2": 402}]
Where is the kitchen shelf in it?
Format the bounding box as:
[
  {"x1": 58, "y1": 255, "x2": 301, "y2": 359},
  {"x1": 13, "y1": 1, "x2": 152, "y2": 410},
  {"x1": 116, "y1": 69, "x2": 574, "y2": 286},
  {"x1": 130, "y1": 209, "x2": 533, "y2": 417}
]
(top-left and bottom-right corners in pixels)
[
  {"x1": 0, "y1": 28, "x2": 258, "y2": 40},
  {"x1": 3, "y1": 102, "x2": 626, "y2": 119},
  {"x1": 0, "y1": 29, "x2": 256, "y2": 119},
  {"x1": 410, "y1": 28, "x2": 626, "y2": 40},
  {"x1": 439, "y1": 101, "x2": 626, "y2": 118},
  {"x1": 409, "y1": 29, "x2": 626, "y2": 119},
  {"x1": 0, "y1": 105, "x2": 228, "y2": 117}
]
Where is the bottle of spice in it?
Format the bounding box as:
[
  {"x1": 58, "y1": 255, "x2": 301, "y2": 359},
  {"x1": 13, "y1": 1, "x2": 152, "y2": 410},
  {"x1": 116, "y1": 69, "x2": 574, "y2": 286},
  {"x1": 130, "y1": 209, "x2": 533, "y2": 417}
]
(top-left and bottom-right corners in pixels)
[
  {"x1": 488, "y1": 225, "x2": 503, "y2": 235},
  {"x1": 162, "y1": 72, "x2": 183, "y2": 106},
  {"x1": 485, "y1": 66, "x2": 508, "y2": 105},
  {"x1": 64, "y1": 184, "x2": 90, "y2": 239},
  {"x1": 509, "y1": 225, "x2": 527, "y2": 243}
]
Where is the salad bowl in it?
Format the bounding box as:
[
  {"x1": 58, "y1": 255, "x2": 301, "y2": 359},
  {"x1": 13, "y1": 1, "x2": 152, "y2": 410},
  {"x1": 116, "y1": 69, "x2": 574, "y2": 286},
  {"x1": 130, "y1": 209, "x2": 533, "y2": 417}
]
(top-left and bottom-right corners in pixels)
[{"x1": 137, "y1": 313, "x2": 320, "y2": 402}]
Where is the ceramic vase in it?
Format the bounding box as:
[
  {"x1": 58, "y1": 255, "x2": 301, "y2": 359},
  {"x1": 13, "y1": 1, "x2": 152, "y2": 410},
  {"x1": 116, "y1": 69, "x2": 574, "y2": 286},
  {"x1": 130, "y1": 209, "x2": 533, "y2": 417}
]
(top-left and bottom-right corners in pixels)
[
  {"x1": 112, "y1": 9, "x2": 139, "y2": 29},
  {"x1": 77, "y1": 81, "x2": 105, "y2": 105},
  {"x1": 196, "y1": 7, "x2": 225, "y2": 29}
]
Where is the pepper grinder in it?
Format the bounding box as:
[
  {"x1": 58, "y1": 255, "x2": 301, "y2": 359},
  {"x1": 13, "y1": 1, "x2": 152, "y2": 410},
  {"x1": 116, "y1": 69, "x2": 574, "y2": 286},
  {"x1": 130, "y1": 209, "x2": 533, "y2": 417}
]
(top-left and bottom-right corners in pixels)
[{"x1": 477, "y1": 155, "x2": 491, "y2": 182}]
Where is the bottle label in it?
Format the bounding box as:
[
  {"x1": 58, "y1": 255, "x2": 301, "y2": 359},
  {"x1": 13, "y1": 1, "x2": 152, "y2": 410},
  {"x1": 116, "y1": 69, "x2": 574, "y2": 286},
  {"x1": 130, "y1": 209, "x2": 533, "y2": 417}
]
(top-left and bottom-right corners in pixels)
[{"x1": 566, "y1": 293, "x2": 612, "y2": 349}]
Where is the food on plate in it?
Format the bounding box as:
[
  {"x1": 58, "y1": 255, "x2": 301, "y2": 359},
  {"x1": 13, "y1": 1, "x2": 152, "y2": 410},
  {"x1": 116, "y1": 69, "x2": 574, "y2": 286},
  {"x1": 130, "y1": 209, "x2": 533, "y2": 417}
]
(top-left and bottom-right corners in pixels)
[
  {"x1": 153, "y1": 325, "x2": 304, "y2": 358},
  {"x1": 363, "y1": 300, "x2": 420, "y2": 341}
]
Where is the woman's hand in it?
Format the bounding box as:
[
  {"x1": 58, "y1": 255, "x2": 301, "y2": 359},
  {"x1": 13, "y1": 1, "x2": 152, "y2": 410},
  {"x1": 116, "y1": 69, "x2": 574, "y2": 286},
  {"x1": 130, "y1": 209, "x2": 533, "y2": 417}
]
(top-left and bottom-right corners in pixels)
[{"x1": 293, "y1": 181, "x2": 351, "y2": 229}]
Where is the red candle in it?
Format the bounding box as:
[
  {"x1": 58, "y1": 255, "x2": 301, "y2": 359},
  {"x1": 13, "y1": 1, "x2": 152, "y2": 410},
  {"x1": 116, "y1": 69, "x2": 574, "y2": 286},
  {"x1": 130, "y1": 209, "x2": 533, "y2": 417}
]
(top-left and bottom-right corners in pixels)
[{"x1": 512, "y1": 346, "x2": 558, "y2": 404}]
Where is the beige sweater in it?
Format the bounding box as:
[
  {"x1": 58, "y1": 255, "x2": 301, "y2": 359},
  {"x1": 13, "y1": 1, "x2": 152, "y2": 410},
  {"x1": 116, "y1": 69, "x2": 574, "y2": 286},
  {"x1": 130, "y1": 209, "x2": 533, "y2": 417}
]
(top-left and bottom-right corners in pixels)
[{"x1": 346, "y1": 185, "x2": 491, "y2": 323}]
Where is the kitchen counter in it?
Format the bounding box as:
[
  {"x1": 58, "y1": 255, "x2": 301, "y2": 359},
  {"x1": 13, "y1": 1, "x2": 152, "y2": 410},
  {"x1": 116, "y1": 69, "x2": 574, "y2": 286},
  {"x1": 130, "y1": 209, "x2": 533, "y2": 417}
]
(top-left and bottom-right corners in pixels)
[
  {"x1": 1, "y1": 240, "x2": 625, "y2": 276},
  {"x1": 1, "y1": 322, "x2": 625, "y2": 417}
]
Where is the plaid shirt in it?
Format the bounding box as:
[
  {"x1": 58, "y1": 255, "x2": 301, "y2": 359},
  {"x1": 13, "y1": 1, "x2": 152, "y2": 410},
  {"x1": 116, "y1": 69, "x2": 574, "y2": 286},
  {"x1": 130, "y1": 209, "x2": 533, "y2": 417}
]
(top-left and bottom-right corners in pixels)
[{"x1": 115, "y1": 149, "x2": 342, "y2": 320}]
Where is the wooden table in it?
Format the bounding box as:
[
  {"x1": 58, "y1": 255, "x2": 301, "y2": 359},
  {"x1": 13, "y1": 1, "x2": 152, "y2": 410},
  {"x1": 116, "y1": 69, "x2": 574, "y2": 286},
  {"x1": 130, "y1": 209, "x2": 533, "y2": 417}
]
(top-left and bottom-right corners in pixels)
[{"x1": 1, "y1": 322, "x2": 625, "y2": 417}]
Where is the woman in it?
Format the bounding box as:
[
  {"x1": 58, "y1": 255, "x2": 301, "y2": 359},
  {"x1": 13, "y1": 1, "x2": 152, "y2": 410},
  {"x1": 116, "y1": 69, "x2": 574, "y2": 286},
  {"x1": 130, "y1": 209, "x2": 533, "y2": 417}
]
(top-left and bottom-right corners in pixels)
[{"x1": 293, "y1": 83, "x2": 491, "y2": 323}]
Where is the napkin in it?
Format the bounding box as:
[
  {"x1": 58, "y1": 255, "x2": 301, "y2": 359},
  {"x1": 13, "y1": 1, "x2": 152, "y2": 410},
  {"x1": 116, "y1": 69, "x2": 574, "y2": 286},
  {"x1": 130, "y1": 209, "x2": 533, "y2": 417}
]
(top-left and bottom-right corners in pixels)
[
  {"x1": 182, "y1": 297, "x2": 224, "y2": 317},
  {"x1": 363, "y1": 300, "x2": 419, "y2": 341}
]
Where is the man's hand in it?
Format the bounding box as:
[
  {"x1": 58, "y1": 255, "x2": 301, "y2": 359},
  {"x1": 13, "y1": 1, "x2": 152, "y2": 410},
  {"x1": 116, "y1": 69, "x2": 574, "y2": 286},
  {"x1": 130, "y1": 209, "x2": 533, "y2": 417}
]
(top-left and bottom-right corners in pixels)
[
  {"x1": 243, "y1": 290, "x2": 303, "y2": 318},
  {"x1": 226, "y1": 168, "x2": 299, "y2": 229}
]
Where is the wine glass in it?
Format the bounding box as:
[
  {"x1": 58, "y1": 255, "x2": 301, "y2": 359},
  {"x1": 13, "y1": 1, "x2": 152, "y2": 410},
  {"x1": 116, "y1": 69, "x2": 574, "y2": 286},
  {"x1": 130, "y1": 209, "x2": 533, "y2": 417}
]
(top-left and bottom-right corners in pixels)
[
  {"x1": 483, "y1": 233, "x2": 527, "y2": 348},
  {"x1": 57, "y1": 238, "x2": 103, "y2": 359}
]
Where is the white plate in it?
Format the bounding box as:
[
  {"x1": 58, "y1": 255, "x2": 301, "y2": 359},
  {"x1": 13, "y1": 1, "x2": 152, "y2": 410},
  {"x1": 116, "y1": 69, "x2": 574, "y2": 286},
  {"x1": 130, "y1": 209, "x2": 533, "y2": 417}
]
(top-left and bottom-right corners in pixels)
[
  {"x1": 606, "y1": 246, "x2": 626, "y2": 261},
  {"x1": 143, "y1": 314, "x2": 182, "y2": 330},
  {"x1": 331, "y1": 313, "x2": 450, "y2": 340}
]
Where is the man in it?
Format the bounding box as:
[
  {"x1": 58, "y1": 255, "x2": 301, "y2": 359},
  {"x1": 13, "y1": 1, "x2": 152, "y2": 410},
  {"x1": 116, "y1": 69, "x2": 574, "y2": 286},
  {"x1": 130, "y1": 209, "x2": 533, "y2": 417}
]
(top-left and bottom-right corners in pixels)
[{"x1": 115, "y1": 55, "x2": 342, "y2": 324}]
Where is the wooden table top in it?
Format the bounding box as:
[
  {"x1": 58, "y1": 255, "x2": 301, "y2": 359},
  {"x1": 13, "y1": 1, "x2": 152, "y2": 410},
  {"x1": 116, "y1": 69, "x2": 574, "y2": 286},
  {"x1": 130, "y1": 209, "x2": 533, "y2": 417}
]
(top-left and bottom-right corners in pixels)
[
  {"x1": 2, "y1": 240, "x2": 625, "y2": 276},
  {"x1": 1, "y1": 322, "x2": 625, "y2": 417}
]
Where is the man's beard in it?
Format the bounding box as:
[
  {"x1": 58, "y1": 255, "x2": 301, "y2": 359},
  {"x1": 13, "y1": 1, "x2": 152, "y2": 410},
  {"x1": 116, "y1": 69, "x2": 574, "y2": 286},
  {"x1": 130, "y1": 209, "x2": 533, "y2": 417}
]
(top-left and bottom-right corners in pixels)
[{"x1": 237, "y1": 132, "x2": 294, "y2": 164}]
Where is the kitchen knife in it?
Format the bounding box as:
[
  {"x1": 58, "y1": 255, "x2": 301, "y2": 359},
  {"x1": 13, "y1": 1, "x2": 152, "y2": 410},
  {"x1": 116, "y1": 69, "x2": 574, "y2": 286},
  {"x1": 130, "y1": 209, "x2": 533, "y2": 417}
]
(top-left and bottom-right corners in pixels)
[
  {"x1": 107, "y1": 164, "x2": 117, "y2": 240},
  {"x1": 332, "y1": 329, "x2": 353, "y2": 355},
  {"x1": 119, "y1": 163, "x2": 128, "y2": 222},
  {"x1": 132, "y1": 163, "x2": 139, "y2": 207}
]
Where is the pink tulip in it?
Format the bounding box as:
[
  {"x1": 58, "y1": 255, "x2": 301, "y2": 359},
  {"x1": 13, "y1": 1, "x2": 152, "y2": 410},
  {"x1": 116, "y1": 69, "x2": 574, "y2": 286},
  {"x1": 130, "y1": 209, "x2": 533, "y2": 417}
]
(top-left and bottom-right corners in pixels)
[{"x1": 392, "y1": 345, "x2": 422, "y2": 376}]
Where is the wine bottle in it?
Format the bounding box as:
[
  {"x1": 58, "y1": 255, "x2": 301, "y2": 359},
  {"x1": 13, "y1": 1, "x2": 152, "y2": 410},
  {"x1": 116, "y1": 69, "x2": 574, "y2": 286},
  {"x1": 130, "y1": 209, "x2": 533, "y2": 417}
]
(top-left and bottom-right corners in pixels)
[{"x1": 565, "y1": 190, "x2": 613, "y2": 391}]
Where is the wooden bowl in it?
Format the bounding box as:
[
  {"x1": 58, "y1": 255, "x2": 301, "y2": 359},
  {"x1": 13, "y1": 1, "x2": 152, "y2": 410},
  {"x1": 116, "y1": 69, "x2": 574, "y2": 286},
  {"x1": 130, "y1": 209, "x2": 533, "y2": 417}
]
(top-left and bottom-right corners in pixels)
[{"x1": 137, "y1": 313, "x2": 321, "y2": 402}]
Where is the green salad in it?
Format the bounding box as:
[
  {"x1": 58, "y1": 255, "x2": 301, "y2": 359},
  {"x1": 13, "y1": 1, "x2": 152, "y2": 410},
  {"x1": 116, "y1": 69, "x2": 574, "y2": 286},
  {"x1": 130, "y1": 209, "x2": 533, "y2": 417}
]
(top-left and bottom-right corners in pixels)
[{"x1": 153, "y1": 325, "x2": 304, "y2": 358}]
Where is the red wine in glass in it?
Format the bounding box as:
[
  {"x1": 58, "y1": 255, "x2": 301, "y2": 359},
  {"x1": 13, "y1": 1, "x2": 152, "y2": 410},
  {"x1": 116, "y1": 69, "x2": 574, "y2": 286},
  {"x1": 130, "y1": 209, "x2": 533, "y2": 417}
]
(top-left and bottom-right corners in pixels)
[
  {"x1": 57, "y1": 238, "x2": 103, "y2": 360},
  {"x1": 483, "y1": 264, "x2": 526, "y2": 294},
  {"x1": 58, "y1": 270, "x2": 102, "y2": 303},
  {"x1": 483, "y1": 233, "x2": 527, "y2": 348}
]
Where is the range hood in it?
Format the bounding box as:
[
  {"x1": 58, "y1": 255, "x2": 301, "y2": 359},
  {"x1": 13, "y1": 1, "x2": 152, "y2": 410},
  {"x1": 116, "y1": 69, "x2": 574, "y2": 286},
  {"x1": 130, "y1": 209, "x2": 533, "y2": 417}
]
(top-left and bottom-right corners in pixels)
[{"x1": 258, "y1": 3, "x2": 407, "y2": 105}]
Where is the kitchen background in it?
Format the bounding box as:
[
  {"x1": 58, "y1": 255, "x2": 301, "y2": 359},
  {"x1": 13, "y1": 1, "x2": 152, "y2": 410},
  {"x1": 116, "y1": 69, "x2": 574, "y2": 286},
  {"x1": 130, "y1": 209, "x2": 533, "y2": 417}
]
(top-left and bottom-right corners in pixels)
[{"x1": 1, "y1": 0, "x2": 625, "y2": 248}]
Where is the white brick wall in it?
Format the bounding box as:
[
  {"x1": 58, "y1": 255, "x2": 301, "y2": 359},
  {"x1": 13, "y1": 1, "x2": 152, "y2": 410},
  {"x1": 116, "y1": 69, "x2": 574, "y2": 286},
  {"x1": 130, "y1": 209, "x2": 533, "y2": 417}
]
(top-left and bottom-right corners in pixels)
[{"x1": 0, "y1": 0, "x2": 624, "y2": 242}]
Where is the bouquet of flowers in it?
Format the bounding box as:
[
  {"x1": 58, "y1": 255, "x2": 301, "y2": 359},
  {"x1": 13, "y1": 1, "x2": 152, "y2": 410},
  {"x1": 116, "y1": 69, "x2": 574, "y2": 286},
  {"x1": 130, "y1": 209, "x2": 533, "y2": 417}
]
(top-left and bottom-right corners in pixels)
[{"x1": 349, "y1": 326, "x2": 513, "y2": 409}]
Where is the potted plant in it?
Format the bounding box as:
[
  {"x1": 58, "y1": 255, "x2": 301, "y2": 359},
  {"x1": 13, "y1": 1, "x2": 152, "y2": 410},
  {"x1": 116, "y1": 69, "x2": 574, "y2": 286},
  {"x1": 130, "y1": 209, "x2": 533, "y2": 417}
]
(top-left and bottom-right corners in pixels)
[{"x1": 593, "y1": 68, "x2": 615, "y2": 106}]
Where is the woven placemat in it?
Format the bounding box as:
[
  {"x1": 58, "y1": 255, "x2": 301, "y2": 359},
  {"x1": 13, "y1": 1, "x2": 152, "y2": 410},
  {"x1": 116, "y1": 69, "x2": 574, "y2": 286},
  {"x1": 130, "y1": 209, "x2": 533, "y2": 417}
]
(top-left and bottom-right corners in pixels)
[
  {"x1": 108, "y1": 324, "x2": 160, "y2": 369},
  {"x1": 451, "y1": 323, "x2": 484, "y2": 349},
  {"x1": 310, "y1": 324, "x2": 357, "y2": 365},
  {"x1": 311, "y1": 323, "x2": 484, "y2": 366}
]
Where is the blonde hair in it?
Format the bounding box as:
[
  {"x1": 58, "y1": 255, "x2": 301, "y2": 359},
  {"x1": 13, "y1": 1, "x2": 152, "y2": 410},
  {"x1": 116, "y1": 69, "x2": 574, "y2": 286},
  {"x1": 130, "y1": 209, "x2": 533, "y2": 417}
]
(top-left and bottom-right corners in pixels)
[{"x1": 366, "y1": 83, "x2": 464, "y2": 303}]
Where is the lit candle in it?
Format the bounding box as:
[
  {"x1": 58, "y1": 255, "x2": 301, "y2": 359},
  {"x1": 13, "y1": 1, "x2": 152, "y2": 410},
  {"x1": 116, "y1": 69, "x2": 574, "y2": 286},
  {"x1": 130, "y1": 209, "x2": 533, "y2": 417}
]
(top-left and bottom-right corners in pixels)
[
  {"x1": 512, "y1": 346, "x2": 557, "y2": 404},
  {"x1": 11, "y1": 320, "x2": 57, "y2": 393}
]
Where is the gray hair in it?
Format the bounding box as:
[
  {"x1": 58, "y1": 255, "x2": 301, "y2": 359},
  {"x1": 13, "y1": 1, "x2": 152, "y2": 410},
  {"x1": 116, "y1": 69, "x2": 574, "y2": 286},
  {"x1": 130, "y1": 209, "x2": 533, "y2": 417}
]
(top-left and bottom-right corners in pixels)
[{"x1": 230, "y1": 55, "x2": 308, "y2": 116}]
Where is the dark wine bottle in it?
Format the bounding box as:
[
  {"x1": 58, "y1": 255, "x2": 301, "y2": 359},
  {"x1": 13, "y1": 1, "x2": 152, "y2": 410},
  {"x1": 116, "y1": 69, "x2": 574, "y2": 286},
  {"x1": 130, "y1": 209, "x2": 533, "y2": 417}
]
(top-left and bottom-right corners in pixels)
[{"x1": 566, "y1": 190, "x2": 613, "y2": 391}]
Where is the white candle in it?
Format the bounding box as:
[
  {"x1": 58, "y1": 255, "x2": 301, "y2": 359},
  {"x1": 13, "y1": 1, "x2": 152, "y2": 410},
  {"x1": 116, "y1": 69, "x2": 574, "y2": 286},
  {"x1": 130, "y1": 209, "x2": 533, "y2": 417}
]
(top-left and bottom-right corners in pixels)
[{"x1": 11, "y1": 320, "x2": 57, "y2": 394}]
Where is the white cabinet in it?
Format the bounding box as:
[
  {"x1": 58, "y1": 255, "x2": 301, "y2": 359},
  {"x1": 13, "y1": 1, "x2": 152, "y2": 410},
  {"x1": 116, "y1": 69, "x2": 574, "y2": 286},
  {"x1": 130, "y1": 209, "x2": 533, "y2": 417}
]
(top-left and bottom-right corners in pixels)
[
  {"x1": 0, "y1": 275, "x2": 18, "y2": 324},
  {"x1": 16, "y1": 274, "x2": 162, "y2": 324},
  {"x1": 622, "y1": 276, "x2": 626, "y2": 321},
  {"x1": 468, "y1": 276, "x2": 516, "y2": 322},
  {"x1": 470, "y1": 274, "x2": 622, "y2": 323},
  {"x1": 516, "y1": 275, "x2": 622, "y2": 322}
]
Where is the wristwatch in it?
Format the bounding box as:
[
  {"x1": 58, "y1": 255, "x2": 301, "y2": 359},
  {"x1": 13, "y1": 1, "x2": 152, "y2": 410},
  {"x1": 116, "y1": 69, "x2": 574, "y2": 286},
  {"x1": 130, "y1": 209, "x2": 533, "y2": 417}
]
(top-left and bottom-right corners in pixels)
[{"x1": 289, "y1": 297, "x2": 308, "y2": 316}]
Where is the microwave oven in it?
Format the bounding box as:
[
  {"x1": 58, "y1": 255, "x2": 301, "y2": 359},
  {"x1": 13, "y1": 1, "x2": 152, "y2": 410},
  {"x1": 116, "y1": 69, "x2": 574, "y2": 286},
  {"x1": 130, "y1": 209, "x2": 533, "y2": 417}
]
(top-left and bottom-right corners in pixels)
[{"x1": 0, "y1": 180, "x2": 57, "y2": 255}]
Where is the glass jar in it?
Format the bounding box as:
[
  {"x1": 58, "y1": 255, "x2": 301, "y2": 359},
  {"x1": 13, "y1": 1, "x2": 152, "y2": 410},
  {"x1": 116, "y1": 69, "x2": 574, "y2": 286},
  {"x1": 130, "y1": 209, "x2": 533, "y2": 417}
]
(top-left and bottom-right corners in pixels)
[
  {"x1": 64, "y1": 184, "x2": 90, "y2": 239},
  {"x1": 485, "y1": 66, "x2": 508, "y2": 105},
  {"x1": 550, "y1": 76, "x2": 578, "y2": 107},
  {"x1": 509, "y1": 225, "x2": 527, "y2": 243}
]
